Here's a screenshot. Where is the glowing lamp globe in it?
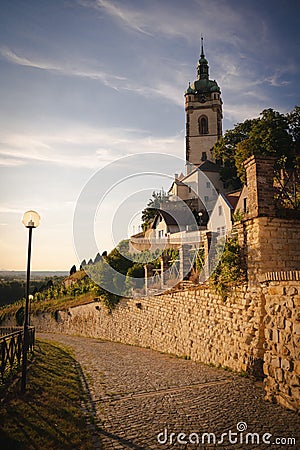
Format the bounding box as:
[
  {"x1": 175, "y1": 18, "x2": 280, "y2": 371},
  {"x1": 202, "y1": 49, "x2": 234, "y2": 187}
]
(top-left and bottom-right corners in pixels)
[{"x1": 22, "y1": 210, "x2": 41, "y2": 228}]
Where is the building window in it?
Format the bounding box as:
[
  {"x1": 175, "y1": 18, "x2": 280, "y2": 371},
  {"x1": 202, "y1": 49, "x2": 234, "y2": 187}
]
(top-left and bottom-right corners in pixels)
[
  {"x1": 199, "y1": 116, "x2": 208, "y2": 135},
  {"x1": 206, "y1": 181, "x2": 211, "y2": 188},
  {"x1": 243, "y1": 197, "x2": 248, "y2": 213},
  {"x1": 218, "y1": 205, "x2": 223, "y2": 216},
  {"x1": 201, "y1": 152, "x2": 207, "y2": 161},
  {"x1": 204, "y1": 195, "x2": 209, "y2": 203}
]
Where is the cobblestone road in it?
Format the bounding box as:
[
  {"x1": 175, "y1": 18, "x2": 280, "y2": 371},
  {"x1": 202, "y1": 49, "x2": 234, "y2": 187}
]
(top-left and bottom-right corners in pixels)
[{"x1": 38, "y1": 333, "x2": 300, "y2": 449}]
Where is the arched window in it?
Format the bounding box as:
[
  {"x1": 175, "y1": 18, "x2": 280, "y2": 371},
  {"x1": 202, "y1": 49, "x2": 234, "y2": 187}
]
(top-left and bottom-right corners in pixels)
[{"x1": 199, "y1": 116, "x2": 208, "y2": 135}]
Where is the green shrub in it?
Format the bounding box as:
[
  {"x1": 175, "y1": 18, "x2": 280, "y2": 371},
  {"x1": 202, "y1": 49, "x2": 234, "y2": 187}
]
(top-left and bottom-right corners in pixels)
[{"x1": 210, "y1": 235, "x2": 246, "y2": 300}]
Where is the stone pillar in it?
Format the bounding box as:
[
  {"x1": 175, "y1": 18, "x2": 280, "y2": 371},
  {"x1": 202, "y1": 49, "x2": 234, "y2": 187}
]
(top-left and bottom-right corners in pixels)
[
  {"x1": 202, "y1": 231, "x2": 218, "y2": 280},
  {"x1": 244, "y1": 155, "x2": 276, "y2": 218},
  {"x1": 144, "y1": 265, "x2": 148, "y2": 296},
  {"x1": 160, "y1": 257, "x2": 165, "y2": 289},
  {"x1": 179, "y1": 244, "x2": 192, "y2": 281}
]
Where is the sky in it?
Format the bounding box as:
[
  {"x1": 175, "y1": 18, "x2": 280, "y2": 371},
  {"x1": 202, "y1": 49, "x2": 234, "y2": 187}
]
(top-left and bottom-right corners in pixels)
[{"x1": 0, "y1": 0, "x2": 300, "y2": 271}]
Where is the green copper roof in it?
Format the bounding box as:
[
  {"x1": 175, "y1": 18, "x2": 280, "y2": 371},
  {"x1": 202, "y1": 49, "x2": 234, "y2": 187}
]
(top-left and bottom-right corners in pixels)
[
  {"x1": 185, "y1": 82, "x2": 196, "y2": 94},
  {"x1": 191, "y1": 78, "x2": 221, "y2": 94},
  {"x1": 188, "y1": 37, "x2": 221, "y2": 95}
]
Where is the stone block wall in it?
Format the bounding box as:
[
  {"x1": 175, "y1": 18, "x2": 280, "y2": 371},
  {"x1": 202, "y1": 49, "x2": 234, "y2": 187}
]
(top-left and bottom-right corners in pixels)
[
  {"x1": 236, "y1": 217, "x2": 300, "y2": 284},
  {"x1": 244, "y1": 155, "x2": 276, "y2": 218},
  {"x1": 31, "y1": 284, "x2": 265, "y2": 377},
  {"x1": 262, "y1": 276, "x2": 300, "y2": 413}
]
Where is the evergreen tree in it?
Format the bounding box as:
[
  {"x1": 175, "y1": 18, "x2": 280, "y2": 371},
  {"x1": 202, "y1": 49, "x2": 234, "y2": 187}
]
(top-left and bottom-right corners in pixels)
[
  {"x1": 69, "y1": 265, "x2": 76, "y2": 275},
  {"x1": 94, "y1": 252, "x2": 102, "y2": 263}
]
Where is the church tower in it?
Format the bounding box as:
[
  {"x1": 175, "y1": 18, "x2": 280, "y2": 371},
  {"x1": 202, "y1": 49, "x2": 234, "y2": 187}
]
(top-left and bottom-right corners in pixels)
[{"x1": 185, "y1": 38, "x2": 223, "y2": 173}]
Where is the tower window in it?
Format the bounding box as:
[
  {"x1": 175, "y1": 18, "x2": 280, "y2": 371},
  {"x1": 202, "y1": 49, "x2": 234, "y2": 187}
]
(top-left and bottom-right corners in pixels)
[{"x1": 199, "y1": 116, "x2": 208, "y2": 135}]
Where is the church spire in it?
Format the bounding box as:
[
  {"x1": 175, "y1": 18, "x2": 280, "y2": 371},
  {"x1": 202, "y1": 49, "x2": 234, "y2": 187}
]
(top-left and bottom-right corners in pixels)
[
  {"x1": 200, "y1": 36, "x2": 205, "y2": 58},
  {"x1": 197, "y1": 36, "x2": 209, "y2": 80}
]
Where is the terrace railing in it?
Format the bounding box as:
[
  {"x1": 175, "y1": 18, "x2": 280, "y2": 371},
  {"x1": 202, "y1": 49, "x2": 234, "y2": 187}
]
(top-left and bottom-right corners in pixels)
[{"x1": 0, "y1": 326, "x2": 35, "y2": 381}]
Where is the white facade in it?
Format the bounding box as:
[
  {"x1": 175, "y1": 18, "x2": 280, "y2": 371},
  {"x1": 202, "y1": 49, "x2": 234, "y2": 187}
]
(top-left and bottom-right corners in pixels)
[{"x1": 207, "y1": 193, "x2": 233, "y2": 236}]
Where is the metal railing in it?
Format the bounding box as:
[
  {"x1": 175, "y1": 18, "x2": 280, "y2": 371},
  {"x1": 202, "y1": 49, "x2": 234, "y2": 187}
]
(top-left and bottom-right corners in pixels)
[
  {"x1": 131, "y1": 230, "x2": 204, "y2": 246},
  {"x1": 0, "y1": 326, "x2": 35, "y2": 381}
]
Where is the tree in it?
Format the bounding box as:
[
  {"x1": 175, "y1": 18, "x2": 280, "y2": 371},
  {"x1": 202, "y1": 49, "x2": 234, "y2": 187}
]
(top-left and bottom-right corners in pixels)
[
  {"x1": 94, "y1": 252, "x2": 102, "y2": 263},
  {"x1": 213, "y1": 107, "x2": 298, "y2": 185},
  {"x1": 287, "y1": 105, "x2": 300, "y2": 155},
  {"x1": 80, "y1": 259, "x2": 86, "y2": 270},
  {"x1": 141, "y1": 189, "x2": 169, "y2": 231},
  {"x1": 69, "y1": 265, "x2": 76, "y2": 276}
]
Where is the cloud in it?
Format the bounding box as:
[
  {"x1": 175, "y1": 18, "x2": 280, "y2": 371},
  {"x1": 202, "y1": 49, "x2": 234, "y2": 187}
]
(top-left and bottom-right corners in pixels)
[
  {"x1": 0, "y1": 157, "x2": 25, "y2": 167},
  {"x1": 0, "y1": 126, "x2": 184, "y2": 169},
  {"x1": 0, "y1": 206, "x2": 25, "y2": 214},
  {"x1": 0, "y1": 47, "x2": 126, "y2": 87},
  {"x1": 93, "y1": 0, "x2": 153, "y2": 36},
  {"x1": 80, "y1": 0, "x2": 268, "y2": 49}
]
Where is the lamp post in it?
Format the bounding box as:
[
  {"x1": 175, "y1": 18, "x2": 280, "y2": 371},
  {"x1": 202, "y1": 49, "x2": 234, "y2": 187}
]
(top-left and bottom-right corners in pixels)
[
  {"x1": 21, "y1": 210, "x2": 40, "y2": 393},
  {"x1": 198, "y1": 211, "x2": 203, "y2": 227}
]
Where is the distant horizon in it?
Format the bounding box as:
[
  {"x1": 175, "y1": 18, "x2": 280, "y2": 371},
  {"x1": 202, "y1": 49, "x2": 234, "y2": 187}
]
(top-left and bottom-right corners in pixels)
[{"x1": 0, "y1": 269, "x2": 69, "y2": 274}]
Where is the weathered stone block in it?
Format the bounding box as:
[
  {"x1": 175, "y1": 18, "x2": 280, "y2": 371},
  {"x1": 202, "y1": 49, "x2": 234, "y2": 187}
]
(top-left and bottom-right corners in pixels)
[
  {"x1": 290, "y1": 387, "x2": 300, "y2": 402},
  {"x1": 294, "y1": 360, "x2": 300, "y2": 375},
  {"x1": 294, "y1": 323, "x2": 300, "y2": 335},
  {"x1": 271, "y1": 356, "x2": 281, "y2": 368},
  {"x1": 286, "y1": 286, "x2": 298, "y2": 296},
  {"x1": 276, "y1": 316, "x2": 286, "y2": 329},
  {"x1": 281, "y1": 359, "x2": 291, "y2": 371},
  {"x1": 276, "y1": 394, "x2": 298, "y2": 413},
  {"x1": 274, "y1": 367, "x2": 284, "y2": 383},
  {"x1": 288, "y1": 374, "x2": 300, "y2": 387}
]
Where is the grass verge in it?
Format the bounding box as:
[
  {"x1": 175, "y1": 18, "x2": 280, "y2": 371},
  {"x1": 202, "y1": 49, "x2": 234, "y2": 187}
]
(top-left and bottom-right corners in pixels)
[
  {"x1": 0, "y1": 293, "x2": 96, "y2": 324},
  {"x1": 0, "y1": 339, "x2": 98, "y2": 450}
]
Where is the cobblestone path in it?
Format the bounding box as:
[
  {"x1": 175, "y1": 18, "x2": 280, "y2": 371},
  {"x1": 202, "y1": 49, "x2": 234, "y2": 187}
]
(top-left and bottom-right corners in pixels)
[{"x1": 38, "y1": 333, "x2": 300, "y2": 449}]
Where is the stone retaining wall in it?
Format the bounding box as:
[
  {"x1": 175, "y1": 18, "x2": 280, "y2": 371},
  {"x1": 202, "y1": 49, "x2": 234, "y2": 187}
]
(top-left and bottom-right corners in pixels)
[
  {"x1": 31, "y1": 284, "x2": 265, "y2": 377},
  {"x1": 263, "y1": 278, "x2": 300, "y2": 413},
  {"x1": 4, "y1": 272, "x2": 298, "y2": 412}
]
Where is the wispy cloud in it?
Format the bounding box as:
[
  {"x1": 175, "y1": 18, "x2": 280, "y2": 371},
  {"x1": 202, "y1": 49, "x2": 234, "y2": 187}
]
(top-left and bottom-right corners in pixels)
[
  {"x1": 93, "y1": 0, "x2": 153, "y2": 36},
  {"x1": 0, "y1": 157, "x2": 25, "y2": 167},
  {"x1": 80, "y1": 0, "x2": 268, "y2": 49},
  {"x1": 0, "y1": 126, "x2": 184, "y2": 169},
  {"x1": 0, "y1": 47, "x2": 126, "y2": 87}
]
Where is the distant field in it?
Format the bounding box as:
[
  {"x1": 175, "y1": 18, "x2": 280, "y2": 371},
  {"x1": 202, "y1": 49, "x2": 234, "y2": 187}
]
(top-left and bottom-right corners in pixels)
[
  {"x1": 0, "y1": 272, "x2": 68, "y2": 306},
  {"x1": 0, "y1": 271, "x2": 68, "y2": 280}
]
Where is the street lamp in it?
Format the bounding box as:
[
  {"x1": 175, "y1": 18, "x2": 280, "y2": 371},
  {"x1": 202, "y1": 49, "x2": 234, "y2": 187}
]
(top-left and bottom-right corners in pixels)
[
  {"x1": 198, "y1": 211, "x2": 203, "y2": 227},
  {"x1": 21, "y1": 210, "x2": 40, "y2": 393}
]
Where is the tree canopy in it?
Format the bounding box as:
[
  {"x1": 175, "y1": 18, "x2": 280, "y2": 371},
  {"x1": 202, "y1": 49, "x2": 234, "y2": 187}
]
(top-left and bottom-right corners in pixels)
[
  {"x1": 141, "y1": 189, "x2": 168, "y2": 231},
  {"x1": 213, "y1": 106, "x2": 300, "y2": 186}
]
